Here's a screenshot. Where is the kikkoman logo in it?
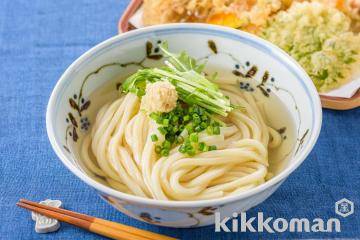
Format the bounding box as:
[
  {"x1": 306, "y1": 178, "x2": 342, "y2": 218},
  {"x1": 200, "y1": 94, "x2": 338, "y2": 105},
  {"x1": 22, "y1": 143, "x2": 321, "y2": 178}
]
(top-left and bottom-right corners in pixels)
[{"x1": 215, "y1": 199, "x2": 354, "y2": 233}]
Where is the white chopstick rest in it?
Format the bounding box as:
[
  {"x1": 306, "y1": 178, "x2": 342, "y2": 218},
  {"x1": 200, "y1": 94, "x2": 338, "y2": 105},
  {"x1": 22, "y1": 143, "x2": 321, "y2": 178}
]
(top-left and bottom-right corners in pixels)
[{"x1": 31, "y1": 199, "x2": 62, "y2": 233}]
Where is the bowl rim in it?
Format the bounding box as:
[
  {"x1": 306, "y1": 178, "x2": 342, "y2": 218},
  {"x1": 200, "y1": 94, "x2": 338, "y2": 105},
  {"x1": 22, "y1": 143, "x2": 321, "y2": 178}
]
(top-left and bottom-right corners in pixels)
[{"x1": 46, "y1": 23, "x2": 322, "y2": 208}]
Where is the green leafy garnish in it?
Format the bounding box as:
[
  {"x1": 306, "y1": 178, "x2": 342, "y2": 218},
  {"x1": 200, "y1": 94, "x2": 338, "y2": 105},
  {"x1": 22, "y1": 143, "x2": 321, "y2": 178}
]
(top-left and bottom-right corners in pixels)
[{"x1": 122, "y1": 42, "x2": 233, "y2": 117}]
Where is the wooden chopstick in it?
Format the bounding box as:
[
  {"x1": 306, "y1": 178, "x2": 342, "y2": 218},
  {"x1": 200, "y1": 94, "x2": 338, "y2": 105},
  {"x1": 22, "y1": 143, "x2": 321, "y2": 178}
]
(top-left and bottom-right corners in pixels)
[
  {"x1": 17, "y1": 199, "x2": 177, "y2": 240},
  {"x1": 19, "y1": 199, "x2": 174, "y2": 240}
]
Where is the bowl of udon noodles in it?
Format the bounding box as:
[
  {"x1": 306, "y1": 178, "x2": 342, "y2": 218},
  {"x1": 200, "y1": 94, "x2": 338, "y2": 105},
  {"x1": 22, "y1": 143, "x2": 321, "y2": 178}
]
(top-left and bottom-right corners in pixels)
[{"x1": 47, "y1": 23, "x2": 322, "y2": 228}]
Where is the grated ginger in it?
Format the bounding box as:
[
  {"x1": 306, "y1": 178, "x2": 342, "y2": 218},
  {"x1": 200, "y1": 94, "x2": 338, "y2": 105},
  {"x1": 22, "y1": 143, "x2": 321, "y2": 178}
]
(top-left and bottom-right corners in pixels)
[{"x1": 141, "y1": 81, "x2": 179, "y2": 113}]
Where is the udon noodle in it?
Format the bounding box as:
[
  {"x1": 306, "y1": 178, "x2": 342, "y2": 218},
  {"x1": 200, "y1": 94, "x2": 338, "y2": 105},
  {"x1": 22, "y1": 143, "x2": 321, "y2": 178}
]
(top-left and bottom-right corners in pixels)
[{"x1": 80, "y1": 83, "x2": 282, "y2": 201}]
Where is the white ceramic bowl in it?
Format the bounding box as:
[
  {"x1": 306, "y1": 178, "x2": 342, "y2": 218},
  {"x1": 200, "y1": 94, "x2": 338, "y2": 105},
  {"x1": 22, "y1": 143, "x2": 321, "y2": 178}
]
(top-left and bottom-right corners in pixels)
[{"x1": 47, "y1": 24, "x2": 322, "y2": 228}]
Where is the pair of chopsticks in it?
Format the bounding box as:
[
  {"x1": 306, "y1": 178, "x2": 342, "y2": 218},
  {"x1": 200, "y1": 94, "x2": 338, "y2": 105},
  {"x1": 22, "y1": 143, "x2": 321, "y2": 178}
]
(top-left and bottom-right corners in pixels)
[{"x1": 17, "y1": 199, "x2": 177, "y2": 240}]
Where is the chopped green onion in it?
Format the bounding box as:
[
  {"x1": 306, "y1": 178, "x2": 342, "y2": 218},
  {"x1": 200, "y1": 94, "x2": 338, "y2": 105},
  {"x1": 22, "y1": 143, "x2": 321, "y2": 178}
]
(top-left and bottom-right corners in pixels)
[
  {"x1": 162, "y1": 119, "x2": 169, "y2": 126},
  {"x1": 189, "y1": 133, "x2": 199, "y2": 143},
  {"x1": 187, "y1": 148, "x2": 196, "y2": 156},
  {"x1": 206, "y1": 126, "x2": 213, "y2": 135},
  {"x1": 193, "y1": 114, "x2": 201, "y2": 124},
  {"x1": 184, "y1": 141, "x2": 192, "y2": 149},
  {"x1": 166, "y1": 125, "x2": 173, "y2": 132},
  {"x1": 161, "y1": 149, "x2": 169, "y2": 156},
  {"x1": 172, "y1": 126, "x2": 179, "y2": 133},
  {"x1": 177, "y1": 136, "x2": 184, "y2": 144},
  {"x1": 213, "y1": 126, "x2": 221, "y2": 135},
  {"x1": 155, "y1": 145, "x2": 162, "y2": 154},
  {"x1": 183, "y1": 115, "x2": 190, "y2": 122},
  {"x1": 151, "y1": 134, "x2": 158, "y2": 142},
  {"x1": 185, "y1": 124, "x2": 193, "y2": 134},
  {"x1": 179, "y1": 144, "x2": 187, "y2": 153},
  {"x1": 171, "y1": 115, "x2": 179, "y2": 123},
  {"x1": 158, "y1": 127, "x2": 167, "y2": 135},
  {"x1": 162, "y1": 140, "x2": 171, "y2": 149},
  {"x1": 149, "y1": 112, "x2": 157, "y2": 119},
  {"x1": 198, "y1": 142, "x2": 207, "y2": 151},
  {"x1": 212, "y1": 121, "x2": 220, "y2": 127},
  {"x1": 209, "y1": 145, "x2": 217, "y2": 151},
  {"x1": 165, "y1": 134, "x2": 175, "y2": 143},
  {"x1": 194, "y1": 126, "x2": 202, "y2": 132},
  {"x1": 146, "y1": 99, "x2": 224, "y2": 156},
  {"x1": 200, "y1": 122, "x2": 208, "y2": 129}
]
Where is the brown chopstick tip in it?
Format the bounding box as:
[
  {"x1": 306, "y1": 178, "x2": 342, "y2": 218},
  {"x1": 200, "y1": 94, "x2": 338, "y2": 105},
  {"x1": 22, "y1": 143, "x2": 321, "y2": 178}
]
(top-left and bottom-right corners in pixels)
[
  {"x1": 16, "y1": 202, "x2": 25, "y2": 208},
  {"x1": 19, "y1": 199, "x2": 39, "y2": 204},
  {"x1": 17, "y1": 199, "x2": 178, "y2": 240},
  {"x1": 19, "y1": 199, "x2": 43, "y2": 207},
  {"x1": 17, "y1": 201, "x2": 32, "y2": 208},
  {"x1": 16, "y1": 202, "x2": 35, "y2": 210}
]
